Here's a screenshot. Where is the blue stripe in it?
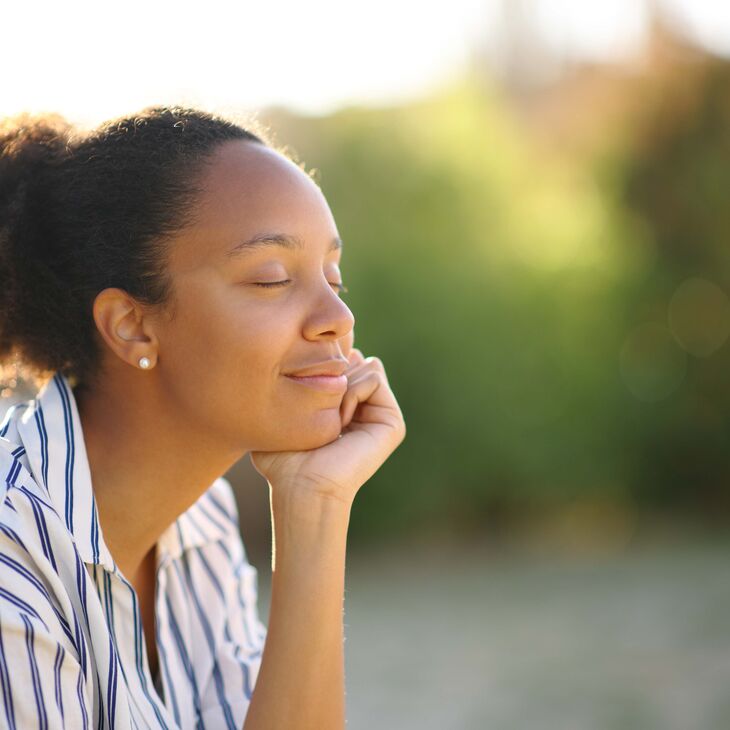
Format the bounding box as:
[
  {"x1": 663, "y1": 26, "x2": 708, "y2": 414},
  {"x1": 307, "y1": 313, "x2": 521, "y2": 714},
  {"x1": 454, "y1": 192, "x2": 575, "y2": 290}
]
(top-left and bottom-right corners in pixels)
[
  {"x1": 5, "y1": 458, "x2": 21, "y2": 489},
  {"x1": 17, "y1": 484, "x2": 54, "y2": 510},
  {"x1": 206, "y1": 491, "x2": 236, "y2": 523},
  {"x1": 0, "y1": 612, "x2": 17, "y2": 729},
  {"x1": 23, "y1": 490, "x2": 58, "y2": 572},
  {"x1": 105, "y1": 635, "x2": 118, "y2": 728},
  {"x1": 231, "y1": 643, "x2": 254, "y2": 699},
  {"x1": 34, "y1": 403, "x2": 50, "y2": 489},
  {"x1": 53, "y1": 374, "x2": 76, "y2": 535},
  {"x1": 72, "y1": 610, "x2": 88, "y2": 679},
  {"x1": 75, "y1": 552, "x2": 89, "y2": 628},
  {"x1": 19, "y1": 488, "x2": 52, "y2": 563},
  {"x1": 73, "y1": 550, "x2": 93, "y2": 691},
  {"x1": 0, "y1": 404, "x2": 17, "y2": 438},
  {"x1": 0, "y1": 401, "x2": 22, "y2": 436},
  {"x1": 155, "y1": 626, "x2": 181, "y2": 725},
  {"x1": 195, "y1": 548, "x2": 258, "y2": 696},
  {"x1": 76, "y1": 664, "x2": 89, "y2": 730},
  {"x1": 215, "y1": 536, "x2": 232, "y2": 561},
  {"x1": 21, "y1": 614, "x2": 48, "y2": 730},
  {"x1": 127, "y1": 582, "x2": 168, "y2": 727},
  {"x1": 103, "y1": 571, "x2": 115, "y2": 638},
  {"x1": 94, "y1": 670, "x2": 104, "y2": 730},
  {"x1": 90, "y1": 498, "x2": 100, "y2": 564},
  {"x1": 191, "y1": 547, "x2": 226, "y2": 601},
  {"x1": 0, "y1": 523, "x2": 28, "y2": 554},
  {"x1": 164, "y1": 592, "x2": 204, "y2": 727},
  {"x1": 102, "y1": 572, "x2": 118, "y2": 729},
  {"x1": 92, "y1": 562, "x2": 118, "y2": 727},
  {"x1": 175, "y1": 538, "x2": 237, "y2": 729},
  {"x1": 196, "y1": 498, "x2": 230, "y2": 535},
  {"x1": 53, "y1": 644, "x2": 65, "y2": 722},
  {"x1": 184, "y1": 511, "x2": 216, "y2": 545},
  {"x1": 0, "y1": 552, "x2": 75, "y2": 646},
  {"x1": 196, "y1": 546, "x2": 257, "y2": 653},
  {"x1": 100, "y1": 571, "x2": 144, "y2": 728},
  {"x1": 0, "y1": 585, "x2": 50, "y2": 629},
  {"x1": 223, "y1": 541, "x2": 266, "y2": 642}
]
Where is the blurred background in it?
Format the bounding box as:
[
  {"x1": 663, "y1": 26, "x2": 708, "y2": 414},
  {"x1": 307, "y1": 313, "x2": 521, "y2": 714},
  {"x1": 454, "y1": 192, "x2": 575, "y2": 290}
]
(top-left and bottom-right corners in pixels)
[{"x1": 2, "y1": 1, "x2": 730, "y2": 727}]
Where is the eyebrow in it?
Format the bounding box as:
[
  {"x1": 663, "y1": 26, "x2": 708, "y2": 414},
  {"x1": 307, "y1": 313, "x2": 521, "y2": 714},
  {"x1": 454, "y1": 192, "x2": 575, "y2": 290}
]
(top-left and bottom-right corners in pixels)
[{"x1": 226, "y1": 232, "x2": 343, "y2": 259}]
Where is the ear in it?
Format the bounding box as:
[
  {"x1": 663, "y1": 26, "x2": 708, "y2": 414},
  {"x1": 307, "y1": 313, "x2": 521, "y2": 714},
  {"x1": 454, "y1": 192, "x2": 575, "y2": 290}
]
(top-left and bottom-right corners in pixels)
[{"x1": 91, "y1": 288, "x2": 159, "y2": 370}]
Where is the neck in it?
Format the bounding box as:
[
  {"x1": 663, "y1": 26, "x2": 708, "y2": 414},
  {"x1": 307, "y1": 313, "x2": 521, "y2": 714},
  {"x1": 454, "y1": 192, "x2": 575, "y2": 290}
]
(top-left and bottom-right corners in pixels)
[{"x1": 75, "y1": 375, "x2": 246, "y2": 581}]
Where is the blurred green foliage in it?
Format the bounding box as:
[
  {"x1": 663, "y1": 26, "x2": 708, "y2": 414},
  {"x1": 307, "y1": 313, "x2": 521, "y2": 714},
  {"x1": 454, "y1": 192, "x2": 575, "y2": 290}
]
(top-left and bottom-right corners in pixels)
[
  {"x1": 616, "y1": 57, "x2": 730, "y2": 519},
  {"x1": 267, "y1": 54, "x2": 730, "y2": 544}
]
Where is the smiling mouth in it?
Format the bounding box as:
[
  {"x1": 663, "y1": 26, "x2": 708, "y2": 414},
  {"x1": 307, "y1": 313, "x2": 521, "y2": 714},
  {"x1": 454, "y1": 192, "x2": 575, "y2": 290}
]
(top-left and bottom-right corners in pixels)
[{"x1": 283, "y1": 374, "x2": 348, "y2": 394}]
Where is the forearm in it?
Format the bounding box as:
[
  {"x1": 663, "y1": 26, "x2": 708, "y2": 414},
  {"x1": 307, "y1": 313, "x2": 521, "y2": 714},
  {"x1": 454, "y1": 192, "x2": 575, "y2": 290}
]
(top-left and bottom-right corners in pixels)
[{"x1": 243, "y1": 487, "x2": 351, "y2": 730}]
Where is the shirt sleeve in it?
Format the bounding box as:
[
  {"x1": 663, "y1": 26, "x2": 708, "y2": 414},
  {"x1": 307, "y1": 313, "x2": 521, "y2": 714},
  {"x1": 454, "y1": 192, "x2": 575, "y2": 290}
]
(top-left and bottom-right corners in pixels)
[
  {"x1": 197, "y1": 479, "x2": 268, "y2": 729},
  {"x1": 0, "y1": 607, "x2": 93, "y2": 729}
]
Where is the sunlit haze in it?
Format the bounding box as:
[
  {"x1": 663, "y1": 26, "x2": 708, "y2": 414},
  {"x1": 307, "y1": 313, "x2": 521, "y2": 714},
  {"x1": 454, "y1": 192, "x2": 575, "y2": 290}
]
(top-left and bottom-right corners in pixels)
[{"x1": 2, "y1": 0, "x2": 730, "y2": 124}]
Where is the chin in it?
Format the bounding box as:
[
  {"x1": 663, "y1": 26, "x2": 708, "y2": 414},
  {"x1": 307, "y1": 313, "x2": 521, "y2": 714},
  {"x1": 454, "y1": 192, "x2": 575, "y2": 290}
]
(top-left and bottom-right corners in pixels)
[
  {"x1": 292, "y1": 432, "x2": 340, "y2": 451},
  {"x1": 260, "y1": 408, "x2": 342, "y2": 452}
]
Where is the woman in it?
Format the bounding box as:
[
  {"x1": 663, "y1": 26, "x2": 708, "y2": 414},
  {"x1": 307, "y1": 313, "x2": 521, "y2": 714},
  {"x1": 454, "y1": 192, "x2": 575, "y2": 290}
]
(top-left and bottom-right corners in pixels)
[{"x1": 0, "y1": 107, "x2": 406, "y2": 729}]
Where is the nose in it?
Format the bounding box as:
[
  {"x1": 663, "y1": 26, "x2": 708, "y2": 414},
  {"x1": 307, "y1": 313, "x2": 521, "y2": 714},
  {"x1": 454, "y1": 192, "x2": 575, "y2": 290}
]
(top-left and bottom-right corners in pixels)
[{"x1": 303, "y1": 281, "x2": 355, "y2": 342}]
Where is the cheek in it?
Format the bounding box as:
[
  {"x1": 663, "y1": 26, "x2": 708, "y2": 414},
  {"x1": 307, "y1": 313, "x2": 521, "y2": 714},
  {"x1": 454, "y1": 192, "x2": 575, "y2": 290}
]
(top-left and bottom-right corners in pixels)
[
  {"x1": 176, "y1": 280, "x2": 289, "y2": 362},
  {"x1": 216, "y1": 310, "x2": 292, "y2": 392},
  {"x1": 160, "y1": 282, "x2": 290, "y2": 401}
]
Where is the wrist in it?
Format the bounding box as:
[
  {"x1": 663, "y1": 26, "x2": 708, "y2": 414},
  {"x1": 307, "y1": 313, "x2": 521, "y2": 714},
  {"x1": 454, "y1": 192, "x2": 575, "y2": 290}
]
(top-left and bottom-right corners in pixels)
[
  {"x1": 269, "y1": 481, "x2": 351, "y2": 538},
  {"x1": 269, "y1": 477, "x2": 354, "y2": 518},
  {"x1": 268, "y1": 485, "x2": 351, "y2": 573}
]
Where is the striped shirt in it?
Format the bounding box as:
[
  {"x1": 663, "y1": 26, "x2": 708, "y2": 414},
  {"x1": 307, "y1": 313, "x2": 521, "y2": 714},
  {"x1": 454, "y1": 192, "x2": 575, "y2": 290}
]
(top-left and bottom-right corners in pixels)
[{"x1": 0, "y1": 372, "x2": 267, "y2": 728}]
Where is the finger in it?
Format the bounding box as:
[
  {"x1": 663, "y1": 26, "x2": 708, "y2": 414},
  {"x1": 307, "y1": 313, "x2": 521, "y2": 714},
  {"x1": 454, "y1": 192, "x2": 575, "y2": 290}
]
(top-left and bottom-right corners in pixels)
[
  {"x1": 339, "y1": 370, "x2": 394, "y2": 428},
  {"x1": 340, "y1": 373, "x2": 380, "y2": 428},
  {"x1": 345, "y1": 354, "x2": 386, "y2": 380},
  {"x1": 345, "y1": 402, "x2": 404, "y2": 429},
  {"x1": 345, "y1": 360, "x2": 370, "y2": 380},
  {"x1": 346, "y1": 348, "x2": 366, "y2": 370}
]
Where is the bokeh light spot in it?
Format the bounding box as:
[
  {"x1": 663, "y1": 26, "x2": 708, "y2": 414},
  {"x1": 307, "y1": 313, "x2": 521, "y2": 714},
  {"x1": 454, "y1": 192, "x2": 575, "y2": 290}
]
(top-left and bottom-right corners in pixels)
[
  {"x1": 619, "y1": 323, "x2": 687, "y2": 401},
  {"x1": 668, "y1": 277, "x2": 730, "y2": 357}
]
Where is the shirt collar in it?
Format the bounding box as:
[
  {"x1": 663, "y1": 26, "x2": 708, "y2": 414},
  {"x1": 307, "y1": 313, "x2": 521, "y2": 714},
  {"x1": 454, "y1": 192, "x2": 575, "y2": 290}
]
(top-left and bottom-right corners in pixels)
[{"x1": 14, "y1": 371, "x2": 231, "y2": 574}]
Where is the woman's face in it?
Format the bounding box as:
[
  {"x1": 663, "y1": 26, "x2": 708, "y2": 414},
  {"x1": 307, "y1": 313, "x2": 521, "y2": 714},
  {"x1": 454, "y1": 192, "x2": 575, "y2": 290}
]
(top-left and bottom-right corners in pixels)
[{"x1": 156, "y1": 139, "x2": 355, "y2": 453}]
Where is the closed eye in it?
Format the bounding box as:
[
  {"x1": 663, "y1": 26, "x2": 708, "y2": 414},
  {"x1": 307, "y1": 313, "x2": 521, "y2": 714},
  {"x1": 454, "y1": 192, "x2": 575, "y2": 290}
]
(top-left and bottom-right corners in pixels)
[
  {"x1": 254, "y1": 280, "x2": 348, "y2": 294},
  {"x1": 253, "y1": 280, "x2": 292, "y2": 288}
]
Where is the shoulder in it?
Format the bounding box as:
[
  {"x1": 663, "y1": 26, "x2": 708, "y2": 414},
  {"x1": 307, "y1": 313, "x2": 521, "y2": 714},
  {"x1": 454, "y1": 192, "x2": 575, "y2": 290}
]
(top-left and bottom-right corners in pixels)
[
  {"x1": 0, "y1": 465, "x2": 80, "y2": 664},
  {"x1": 205, "y1": 476, "x2": 240, "y2": 523},
  {"x1": 194, "y1": 475, "x2": 242, "y2": 541},
  {"x1": 0, "y1": 427, "x2": 76, "y2": 607},
  {"x1": 169, "y1": 475, "x2": 249, "y2": 561}
]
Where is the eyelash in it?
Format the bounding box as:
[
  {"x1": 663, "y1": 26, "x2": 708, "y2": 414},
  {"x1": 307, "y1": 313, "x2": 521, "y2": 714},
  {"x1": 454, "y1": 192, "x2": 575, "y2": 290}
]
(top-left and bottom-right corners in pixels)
[{"x1": 254, "y1": 280, "x2": 349, "y2": 295}]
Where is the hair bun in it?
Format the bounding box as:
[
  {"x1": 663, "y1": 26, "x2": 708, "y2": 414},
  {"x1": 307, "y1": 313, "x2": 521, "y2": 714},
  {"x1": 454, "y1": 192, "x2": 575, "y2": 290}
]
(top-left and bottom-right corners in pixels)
[
  {"x1": 0, "y1": 113, "x2": 72, "y2": 213},
  {"x1": 0, "y1": 113, "x2": 73, "y2": 386}
]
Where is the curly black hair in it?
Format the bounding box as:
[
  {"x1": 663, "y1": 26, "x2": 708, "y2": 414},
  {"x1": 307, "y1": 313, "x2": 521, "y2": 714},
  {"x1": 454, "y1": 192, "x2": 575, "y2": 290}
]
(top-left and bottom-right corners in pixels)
[{"x1": 0, "y1": 106, "x2": 272, "y2": 395}]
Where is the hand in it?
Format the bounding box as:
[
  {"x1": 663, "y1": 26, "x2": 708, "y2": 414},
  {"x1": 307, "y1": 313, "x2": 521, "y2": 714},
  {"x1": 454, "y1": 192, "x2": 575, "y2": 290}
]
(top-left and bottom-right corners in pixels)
[{"x1": 250, "y1": 348, "x2": 406, "y2": 508}]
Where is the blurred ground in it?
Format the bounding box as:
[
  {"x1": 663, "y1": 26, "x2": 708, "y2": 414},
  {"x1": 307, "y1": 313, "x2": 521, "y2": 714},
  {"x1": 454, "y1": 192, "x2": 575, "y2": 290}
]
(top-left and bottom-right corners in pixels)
[{"x1": 255, "y1": 535, "x2": 730, "y2": 730}]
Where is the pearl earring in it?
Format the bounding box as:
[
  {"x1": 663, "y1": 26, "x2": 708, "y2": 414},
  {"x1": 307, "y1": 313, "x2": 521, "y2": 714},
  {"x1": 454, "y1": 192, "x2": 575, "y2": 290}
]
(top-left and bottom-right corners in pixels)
[{"x1": 138, "y1": 356, "x2": 152, "y2": 369}]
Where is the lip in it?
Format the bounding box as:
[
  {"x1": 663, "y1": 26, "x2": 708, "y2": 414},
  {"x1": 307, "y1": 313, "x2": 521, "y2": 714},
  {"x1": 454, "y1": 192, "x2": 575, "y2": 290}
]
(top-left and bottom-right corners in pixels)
[
  {"x1": 284, "y1": 359, "x2": 349, "y2": 378},
  {"x1": 284, "y1": 373, "x2": 348, "y2": 394}
]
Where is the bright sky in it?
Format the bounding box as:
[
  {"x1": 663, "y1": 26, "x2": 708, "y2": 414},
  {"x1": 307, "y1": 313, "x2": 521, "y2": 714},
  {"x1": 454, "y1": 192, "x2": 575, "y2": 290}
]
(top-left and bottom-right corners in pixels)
[{"x1": 2, "y1": 0, "x2": 729, "y2": 126}]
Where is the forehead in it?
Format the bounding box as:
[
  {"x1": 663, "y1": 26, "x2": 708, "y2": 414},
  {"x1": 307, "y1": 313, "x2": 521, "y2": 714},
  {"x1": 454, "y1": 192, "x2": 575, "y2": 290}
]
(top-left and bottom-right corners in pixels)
[
  {"x1": 203, "y1": 139, "x2": 316, "y2": 201},
  {"x1": 171, "y1": 139, "x2": 337, "y2": 271}
]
